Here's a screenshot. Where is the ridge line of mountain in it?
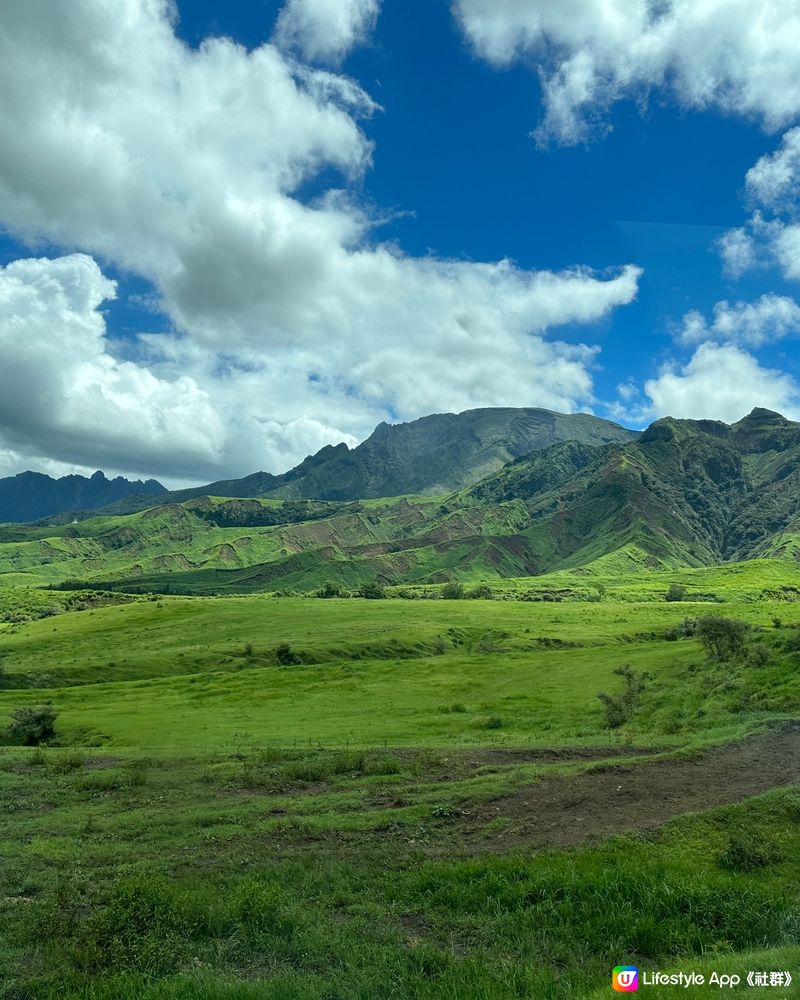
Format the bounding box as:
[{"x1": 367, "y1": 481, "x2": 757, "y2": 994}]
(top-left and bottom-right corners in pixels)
[{"x1": 1, "y1": 406, "x2": 638, "y2": 524}]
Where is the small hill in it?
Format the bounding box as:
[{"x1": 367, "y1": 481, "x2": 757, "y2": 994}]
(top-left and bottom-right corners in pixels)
[{"x1": 0, "y1": 470, "x2": 166, "y2": 524}]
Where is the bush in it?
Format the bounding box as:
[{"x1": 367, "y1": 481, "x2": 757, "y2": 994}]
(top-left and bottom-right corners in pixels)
[
  {"x1": 597, "y1": 665, "x2": 650, "y2": 729},
  {"x1": 664, "y1": 617, "x2": 698, "y2": 641},
  {"x1": 745, "y1": 642, "x2": 772, "y2": 668},
  {"x1": 8, "y1": 704, "x2": 58, "y2": 746},
  {"x1": 275, "y1": 642, "x2": 301, "y2": 665},
  {"x1": 696, "y1": 615, "x2": 748, "y2": 662},
  {"x1": 484, "y1": 716, "x2": 503, "y2": 729},
  {"x1": 665, "y1": 583, "x2": 688, "y2": 602},
  {"x1": 782, "y1": 629, "x2": 800, "y2": 652},
  {"x1": 316, "y1": 582, "x2": 341, "y2": 598},
  {"x1": 358, "y1": 582, "x2": 385, "y2": 600},
  {"x1": 466, "y1": 584, "x2": 493, "y2": 599},
  {"x1": 441, "y1": 581, "x2": 465, "y2": 600}
]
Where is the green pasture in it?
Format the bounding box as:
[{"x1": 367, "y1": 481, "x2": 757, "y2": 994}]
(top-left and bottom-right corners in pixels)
[
  {"x1": 1, "y1": 585, "x2": 798, "y2": 998},
  {"x1": 1, "y1": 594, "x2": 799, "y2": 750}
]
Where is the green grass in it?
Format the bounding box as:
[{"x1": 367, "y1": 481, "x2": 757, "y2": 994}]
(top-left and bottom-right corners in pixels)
[
  {"x1": 1, "y1": 587, "x2": 798, "y2": 998},
  {"x1": 1, "y1": 595, "x2": 799, "y2": 748},
  {"x1": 1, "y1": 751, "x2": 798, "y2": 998}
]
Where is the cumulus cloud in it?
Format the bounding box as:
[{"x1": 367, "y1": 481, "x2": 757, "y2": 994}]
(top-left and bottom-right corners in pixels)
[
  {"x1": 718, "y1": 226, "x2": 760, "y2": 279},
  {"x1": 453, "y1": 0, "x2": 800, "y2": 145},
  {"x1": 614, "y1": 343, "x2": 800, "y2": 425},
  {"x1": 679, "y1": 294, "x2": 800, "y2": 347},
  {"x1": 746, "y1": 127, "x2": 800, "y2": 215},
  {"x1": 718, "y1": 130, "x2": 800, "y2": 283},
  {"x1": 274, "y1": 0, "x2": 380, "y2": 63},
  {"x1": 0, "y1": 255, "x2": 225, "y2": 481},
  {"x1": 0, "y1": 0, "x2": 642, "y2": 482},
  {"x1": 717, "y1": 130, "x2": 800, "y2": 280}
]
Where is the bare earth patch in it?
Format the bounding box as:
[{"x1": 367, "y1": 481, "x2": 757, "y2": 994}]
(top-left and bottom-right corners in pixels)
[{"x1": 463, "y1": 721, "x2": 800, "y2": 850}]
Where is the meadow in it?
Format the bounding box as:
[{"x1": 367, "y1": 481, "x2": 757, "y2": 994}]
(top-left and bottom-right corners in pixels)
[{"x1": 1, "y1": 585, "x2": 799, "y2": 998}]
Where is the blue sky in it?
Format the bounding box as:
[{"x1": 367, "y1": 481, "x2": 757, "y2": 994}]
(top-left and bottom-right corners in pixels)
[{"x1": 2, "y1": 0, "x2": 800, "y2": 485}]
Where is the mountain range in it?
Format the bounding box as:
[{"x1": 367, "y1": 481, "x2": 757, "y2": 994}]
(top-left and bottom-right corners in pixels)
[
  {"x1": 0, "y1": 408, "x2": 636, "y2": 523},
  {"x1": 0, "y1": 470, "x2": 165, "y2": 525},
  {"x1": 2, "y1": 407, "x2": 800, "y2": 594}
]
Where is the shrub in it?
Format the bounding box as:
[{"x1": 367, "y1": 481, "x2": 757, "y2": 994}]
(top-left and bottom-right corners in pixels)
[
  {"x1": 8, "y1": 704, "x2": 58, "y2": 746},
  {"x1": 597, "y1": 665, "x2": 650, "y2": 729},
  {"x1": 359, "y1": 582, "x2": 385, "y2": 599},
  {"x1": 316, "y1": 582, "x2": 340, "y2": 598},
  {"x1": 665, "y1": 583, "x2": 687, "y2": 602},
  {"x1": 441, "y1": 581, "x2": 465, "y2": 600},
  {"x1": 696, "y1": 615, "x2": 748, "y2": 662},
  {"x1": 275, "y1": 642, "x2": 301, "y2": 665},
  {"x1": 782, "y1": 630, "x2": 800, "y2": 652},
  {"x1": 745, "y1": 642, "x2": 772, "y2": 668},
  {"x1": 466, "y1": 584, "x2": 493, "y2": 599},
  {"x1": 664, "y1": 617, "x2": 698, "y2": 641},
  {"x1": 484, "y1": 716, "x2": 503, "y2": 729}
]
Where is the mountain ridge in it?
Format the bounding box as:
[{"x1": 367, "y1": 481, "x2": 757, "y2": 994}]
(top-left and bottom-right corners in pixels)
[
  {"x1": 0, "y1": 470, "x2": 166, "y2": 525},
  {"x1": 3, "y1": 409, "x2": 800, "y2": 594},
  {"x1": 13, "y1": 407, "x2": 638, "y2": 523}
]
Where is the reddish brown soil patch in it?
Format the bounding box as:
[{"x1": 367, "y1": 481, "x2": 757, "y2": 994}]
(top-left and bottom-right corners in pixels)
[{"x1": 463, "y1": 722, "x2": 800, "y2": 851}]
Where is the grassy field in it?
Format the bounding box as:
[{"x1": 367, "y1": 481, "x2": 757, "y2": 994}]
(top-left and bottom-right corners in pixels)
[{"x1": 1, "y1": 587, "x2": 798, "y2": 998}]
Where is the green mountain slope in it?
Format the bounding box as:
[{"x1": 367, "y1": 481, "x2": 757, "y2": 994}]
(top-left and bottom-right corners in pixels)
[
  {"x1": 87, "y1": 407, "x2": 638, "y2": 517},
  {"x1": 469, "y1": 407, "x2": 800, "y2": 572},
  {"x1": 2, "y1": 409, "x2": 800, "y2": 594}
]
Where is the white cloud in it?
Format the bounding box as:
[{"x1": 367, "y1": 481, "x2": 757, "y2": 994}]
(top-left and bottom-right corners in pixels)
[
  {"x1": 274, "y1": 0, "x2": 380, "y2": 63},
  {"x1": 453, "y1": 0, "x2": 800, "y2": 145},
  {"x1": 718, "y1": 208, "x2": 800, "y2": 285},
  {"x1": 718, "y1": 129, "x2": 800, "y2": 278},
  {"x1": 0, "y1": 255, "x2": 225, "y2": 481},
  {"x1": 0, "y1": 0, "x2": 642, "y2": 482},
  {"x1": 718, "y1": 226, "x2": 759, "y2": 279},
  {"x1": 746, "y1": 127, "x2": 800, "y2": 215},
  {"x1": 616, "y1": 342, "x2": 800, "y2": 425},
  {"x1": 678, "y1": 294, "x2": 800, "y2": 348}
]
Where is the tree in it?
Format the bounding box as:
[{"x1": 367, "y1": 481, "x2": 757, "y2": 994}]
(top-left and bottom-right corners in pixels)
[
  {"x1": 441, "y1": 581, "x2": 465, "y2": 600},
  {"x1": 666, "y1": 583, "x2": 688, "y2": 602},
  {"x1": 8, "y1": 704, "x2": 58, "y2": 746},
  {"x1": 358, "y1": 582, "x2": 385, "y2": 600},
  {"x1": 696, "y1": 615, "x2": 748, "y2": 662}
]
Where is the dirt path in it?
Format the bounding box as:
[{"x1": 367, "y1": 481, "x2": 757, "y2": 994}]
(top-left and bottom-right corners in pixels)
[{"x1": 462, "y1": 722, "x2": 800, "y2": 850}]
